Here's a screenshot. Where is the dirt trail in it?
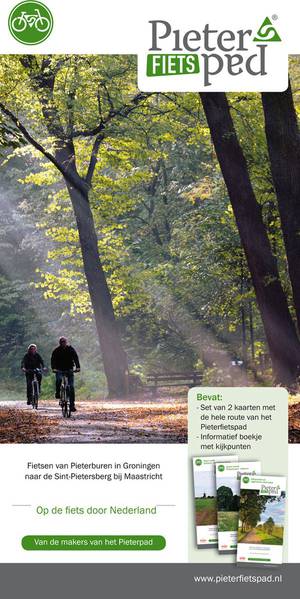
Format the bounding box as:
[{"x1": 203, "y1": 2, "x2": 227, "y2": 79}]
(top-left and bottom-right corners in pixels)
[
  {"x1": 0, "y1": 396, "x2": 187, "y2": 443},
  {"x1": 196, "y1": 509, "x2": 217, "y2": 526},
  {"x1": 240, "y1": 530, "x2": 261, "y2": 543}
]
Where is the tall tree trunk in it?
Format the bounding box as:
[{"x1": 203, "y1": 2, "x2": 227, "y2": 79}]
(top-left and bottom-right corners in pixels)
[
  {"x1": 249, "y1": 301, "x2": 255, "y2": 361},
  {"x1": 261, "y1": 83, "x2": 300, "y2": 331},
  {"x1": 240, "y1": 262, "x2": 247, "y2": 364},
  {"x1": 66, "y1": 181, "x2": 128, "y2": 397},
  {"x1": 241, "y1": 304, "x2": 247, "y2": 364},
  {"x1": 52, "y1": 144, "x2": 128, "y2": 397},
  {"x1": 200, "y1": 92, "x2": 300, "y2": 387}
]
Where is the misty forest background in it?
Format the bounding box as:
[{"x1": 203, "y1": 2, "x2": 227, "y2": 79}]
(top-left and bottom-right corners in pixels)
[{"x1": 1, "y1": 55, "x2": 300, "y2": 400}]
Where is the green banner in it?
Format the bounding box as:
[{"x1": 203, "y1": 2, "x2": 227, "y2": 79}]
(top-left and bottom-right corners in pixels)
[{"x1": 22, "y1": 535, "x2": 166, "y2": 551}]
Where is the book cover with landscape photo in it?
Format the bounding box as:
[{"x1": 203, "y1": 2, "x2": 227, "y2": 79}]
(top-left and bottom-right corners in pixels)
[
  {"x1": 192, "y1": 455, "x2": 237, "y2": 548},
  {"x1": 237, "y1": 475, "x2": 286, "y2": 565},
  {"x1": 215, "y1": 461, "x2": 261, "y2": 553}
]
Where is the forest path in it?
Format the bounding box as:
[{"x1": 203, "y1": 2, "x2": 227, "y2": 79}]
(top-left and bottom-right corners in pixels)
[
  {"x1": 0, "y1": 396, "x2": 187, "y2": 443},
  {"x1": 240, "y1": 530, "x2": 261, "y2": 543}
]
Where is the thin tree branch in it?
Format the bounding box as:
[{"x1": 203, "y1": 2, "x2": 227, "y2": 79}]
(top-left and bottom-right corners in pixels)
[
  {"x1": 97, "y1": 86, "x2": 104, "y2": 123},
  {"x1": 0, "y1": 101, "x2": 84, "y2": 193},
  {"x1": 84, "y1": 91, "x2": 153, "y2": 186},
  {"x1": 85, "y1": 130, "x2": 105, "y2": 186},
  {"x1": 101, "y1": 81, "x2": 115, "y2": 112},
  {"x1": 66, "y1": 59, "x2": 79, "y2": 138},
  {"x1": 73, "y1": 92, "x2": 152, "y2": 138},
  {"x1": 20, "y1": 55, "x2": 66, "y2": 139}
]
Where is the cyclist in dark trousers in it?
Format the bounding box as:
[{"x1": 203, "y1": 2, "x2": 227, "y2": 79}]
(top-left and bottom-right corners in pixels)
[
  {"x1": 51, "y1": 337, "x2": 80, "y2": 412},
  {"x1": 21, "y1": 344, "x2": 45, "y2": 405}
]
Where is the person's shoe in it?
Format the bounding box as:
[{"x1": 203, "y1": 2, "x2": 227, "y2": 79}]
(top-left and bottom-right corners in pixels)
[{"x1": 70, "y1": 407, "x2": 77, "y2": 412}]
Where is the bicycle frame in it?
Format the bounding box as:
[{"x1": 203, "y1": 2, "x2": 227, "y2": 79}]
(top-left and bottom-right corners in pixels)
[
  {"x1": 26, "y1": 369, "x2": 41, "y2": 410},
  {"x1": 58, "y1": 370, "x2": 73, "y2": 418}
]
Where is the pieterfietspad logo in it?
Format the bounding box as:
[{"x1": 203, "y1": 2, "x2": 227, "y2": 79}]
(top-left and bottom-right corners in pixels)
[
  {"x1": 8, "y1": 1, "x2": 53, "y2": 45},
  {"x1": 139, "y1": 15, "x2": 285, "y2": 91}
]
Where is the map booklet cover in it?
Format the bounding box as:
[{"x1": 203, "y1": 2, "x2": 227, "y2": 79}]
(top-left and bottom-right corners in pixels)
[
  {"x1": 215, "y1": 461, "x2": 261, "y2": 553},
  {"x1": 237, "y1": 475, "x2": 286, "y2": 566},
  {"x1": 192, "y1": 455, "x2": 238, "y2": 547}
]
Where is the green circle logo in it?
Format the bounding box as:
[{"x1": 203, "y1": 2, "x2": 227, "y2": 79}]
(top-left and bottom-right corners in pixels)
[
  {"x1": 195, "y1": 459, "x2": 202, "y2": 466},
  {"x1": 242, "y1": 476, "x2": 250, "y2": 484},
  {"x1": 218, "y1": 465, "x2": 225, "y2": 472},
  {"x1": 8, "y1": 2, "x2": 53, "y2": 45}
]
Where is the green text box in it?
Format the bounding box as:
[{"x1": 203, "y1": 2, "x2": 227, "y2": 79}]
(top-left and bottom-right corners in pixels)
[
  {"x1": 147, "y1": 54, "x2": 200, "y2": 76},
  {"x1": 22, "y1": 535, "x2": 166, "y2": 551},
  {"x1": 248, "y1": 558, "x2": 271, "y2": 562}
]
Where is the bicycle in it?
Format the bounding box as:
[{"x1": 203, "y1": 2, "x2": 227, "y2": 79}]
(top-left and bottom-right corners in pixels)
[
  {"x1": 12, "y1": 9, "x2": 50, "y2": 33},
  {"x1": 55, "y1": 370, "x2": 76, "y2": 418},
  {"x1": 25, "y1": 368, "x2": 41, "y2": 410}
]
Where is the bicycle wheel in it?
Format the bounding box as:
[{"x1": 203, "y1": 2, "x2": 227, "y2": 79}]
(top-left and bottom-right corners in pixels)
[
  {"x1": 61, "y1": 385, "x2": 67, "y2": 418},
  {"x1": 35, "y1": 16, "x2": 50, "y2": 32},
  {"x1": 66, "y1": 385, "x2": 71, "y2": 418},
  {"x1": 32, "y1": 380, "x2": 39, "y2": 409},
  {"x1": 11, "y1": 16, "x2": 27, "y2": 32}
]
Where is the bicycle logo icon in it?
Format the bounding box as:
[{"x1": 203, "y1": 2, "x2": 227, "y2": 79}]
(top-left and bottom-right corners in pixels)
[
  {"x1": 8, "y1": 2, "x2": 53, "y2": 44},
  {"x1": 12, "y1": 8, "x2": 50, "y2": 33}
]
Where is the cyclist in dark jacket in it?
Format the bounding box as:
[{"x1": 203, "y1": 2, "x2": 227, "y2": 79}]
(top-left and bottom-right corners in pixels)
[
  {"x1": 21, "y1": 344, "x2": 45, "y2": 405},
  {"x1": 51, "y1": 337, "x2": 80, "y2": 411}
]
